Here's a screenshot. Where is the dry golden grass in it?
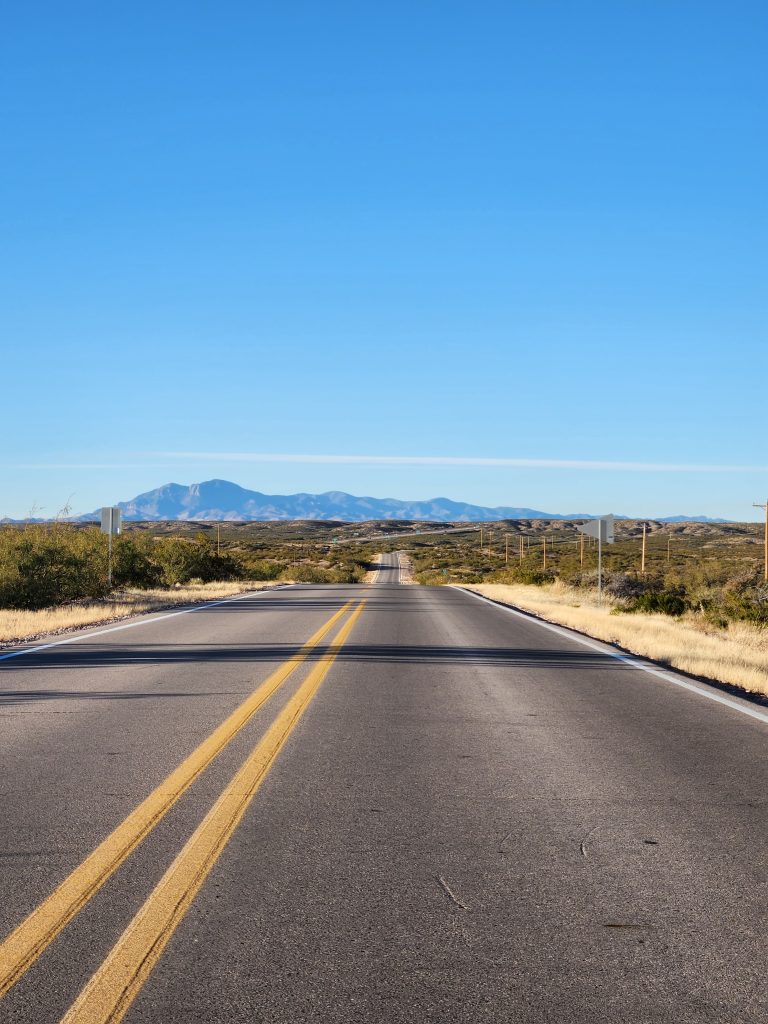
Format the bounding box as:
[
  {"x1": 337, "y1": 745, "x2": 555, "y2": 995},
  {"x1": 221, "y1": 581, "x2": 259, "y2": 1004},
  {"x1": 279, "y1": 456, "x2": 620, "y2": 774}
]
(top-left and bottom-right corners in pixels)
[
  {"x1": 398, "y1": 553, "x2": 417, "y2": 584},
  {"x1": 461, "y1": 581, "x2": 768, "y2": 698},
  {"x1": 0, "y1": 581, "x2": 287, "y2": 645},
  {"x1": 362, "y1": 555, "x2": 384, "y2": 584}
]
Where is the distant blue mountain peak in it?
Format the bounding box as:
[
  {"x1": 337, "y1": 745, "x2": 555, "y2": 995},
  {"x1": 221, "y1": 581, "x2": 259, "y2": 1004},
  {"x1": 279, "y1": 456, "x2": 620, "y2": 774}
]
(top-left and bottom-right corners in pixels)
[{"x1": 62, "y1": 480, "x2": 732, "y2": 524}]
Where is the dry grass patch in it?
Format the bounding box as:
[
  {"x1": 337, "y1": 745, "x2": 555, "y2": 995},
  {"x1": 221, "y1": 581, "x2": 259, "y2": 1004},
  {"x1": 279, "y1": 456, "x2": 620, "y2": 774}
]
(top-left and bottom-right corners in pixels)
[
  {"x1": 362, "y1": 555, "x2": 384, "y2": 584},
  {"x1": 398, "y1": 553, "x2": 417, "y2": 584},
  {"x1": 0, "y1": 581, "x2": 288, "y2": 646},
  {"x1": 460, "y1": 581, "x2": 768, "y2": 699}
]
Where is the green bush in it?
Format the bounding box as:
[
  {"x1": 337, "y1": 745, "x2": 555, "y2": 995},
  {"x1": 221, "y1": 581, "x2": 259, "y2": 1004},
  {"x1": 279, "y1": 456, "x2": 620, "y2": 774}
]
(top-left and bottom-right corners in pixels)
[
  {"x1": 0, "y1": 525, "x2": 245, "y2": 608},
  {"x1": 284, "y1": 565, "x2": 336, "y2": 583},
  {"x1": 151, "y1": 536, "x2": 242, "y2": 586},
  {"x1": 0, "y1": 524, "x2": 108, "y2": 609},
  {"x1": 112, "y1": 535, "x2": 162, "y2": 588},
  {"x1": 239, "y1": 558, "x2": 283, "y2": 581},
  {"x1": 626, "y1": 589, "x2": 687, "y2": 617},
  {"x1": 720, "y1": 586, "x2": 768, "y2": 626},
  {"x1": 488, "y1": 566, "x2": 555, "y2": 586},
  {"x1": 331, "y1": 559, "x2": 367, "y2": 583}
]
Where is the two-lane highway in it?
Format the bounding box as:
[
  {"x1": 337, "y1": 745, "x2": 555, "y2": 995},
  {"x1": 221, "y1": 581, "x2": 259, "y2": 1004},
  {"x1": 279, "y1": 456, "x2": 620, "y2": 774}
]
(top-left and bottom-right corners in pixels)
[
  {"x1": 373, "y1": 550, "x2": 401, "y2": 584},
  {"x1": 0, "y1": 573, "x2": 766, "y2": 1022}
]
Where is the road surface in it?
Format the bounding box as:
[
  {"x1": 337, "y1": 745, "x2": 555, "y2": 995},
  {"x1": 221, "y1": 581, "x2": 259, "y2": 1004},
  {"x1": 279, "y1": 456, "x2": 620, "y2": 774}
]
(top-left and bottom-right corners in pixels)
[
  {"x1": 373, "y1": 550, "x2": 402, "y2": 583},
  {"x1": 0, "y1": 555, "x2": 766, "y2": 1023}
]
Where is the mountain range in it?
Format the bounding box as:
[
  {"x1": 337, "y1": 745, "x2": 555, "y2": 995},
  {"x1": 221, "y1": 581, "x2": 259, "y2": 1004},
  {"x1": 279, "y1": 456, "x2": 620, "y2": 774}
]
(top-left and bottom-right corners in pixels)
[{"x1": 64, "y1": 479, "x2": 729, "y2": 523}]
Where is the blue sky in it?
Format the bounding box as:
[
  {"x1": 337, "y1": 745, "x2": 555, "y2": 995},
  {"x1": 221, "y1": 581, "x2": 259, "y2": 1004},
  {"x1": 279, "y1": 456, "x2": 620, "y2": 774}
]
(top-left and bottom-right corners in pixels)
[{"x1": 2, "y1": 2, "x2": 766, "y2": 519}]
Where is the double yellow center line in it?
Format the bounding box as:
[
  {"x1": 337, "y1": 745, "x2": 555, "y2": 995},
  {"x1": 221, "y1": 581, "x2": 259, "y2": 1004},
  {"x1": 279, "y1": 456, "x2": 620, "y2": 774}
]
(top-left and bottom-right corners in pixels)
[{"x1": 0, "y1": 599, "x2": 365, "y2": 1020}]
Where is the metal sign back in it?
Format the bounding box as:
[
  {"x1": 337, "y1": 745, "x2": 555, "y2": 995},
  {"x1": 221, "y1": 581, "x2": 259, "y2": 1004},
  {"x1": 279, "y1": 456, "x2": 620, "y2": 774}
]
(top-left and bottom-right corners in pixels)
[
  {"x1": 100, "y1": 507, "x2": 122, "y2": 535},
  {"x1": 577, "y1": 515, "x2": 614, "y2": 544}
]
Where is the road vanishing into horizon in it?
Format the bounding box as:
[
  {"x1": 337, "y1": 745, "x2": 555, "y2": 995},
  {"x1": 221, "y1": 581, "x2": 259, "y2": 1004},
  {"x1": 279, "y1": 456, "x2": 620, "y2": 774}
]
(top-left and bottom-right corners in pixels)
[{"x1": 1, "y1": 551, "x2": 766, "y2": 1023}]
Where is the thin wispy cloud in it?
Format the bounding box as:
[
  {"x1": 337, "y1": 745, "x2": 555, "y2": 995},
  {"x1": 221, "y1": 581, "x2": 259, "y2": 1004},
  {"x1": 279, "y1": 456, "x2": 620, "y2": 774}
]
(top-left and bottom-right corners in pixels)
[
  {"x1": 153, "y1": 452, "x2": 768, "y2": 473},
  {"x1": 5, "y1": 453, "x2": 766, "y2": 474},
  {"x1": 5, "y1": 463, "x2": 155, "y2": 470}
]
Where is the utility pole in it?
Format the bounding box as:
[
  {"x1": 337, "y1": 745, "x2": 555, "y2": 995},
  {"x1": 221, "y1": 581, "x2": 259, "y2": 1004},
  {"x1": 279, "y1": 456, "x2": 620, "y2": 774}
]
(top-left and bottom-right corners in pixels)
[
  {"x1": 479, "y1": 528, "x2": 484, "y2": 552},
  {"x1": 641, "y1": 522, "x2": 647, "y2": 575},
  {"x1": 753, "y1": 501, "x2": 768, "y2": 582},
  {"x1": 543, "y1": 536, "x2": 547, "y2": 570},
  {"x1": 580, "y1": 531, "x2": 584, "y2": 567},
  {"x1": 217, "y1": 523, "x2": 221, "y2": 557},
  {"x1": 667, "y1": 535, "x2": 671, "y2": 562},
  {"x1": 519, "y1": 536, "x2": 524, "y2": 563},
  {"x1": 505, "y1": 535, "x2": 509, "y2": 565}
]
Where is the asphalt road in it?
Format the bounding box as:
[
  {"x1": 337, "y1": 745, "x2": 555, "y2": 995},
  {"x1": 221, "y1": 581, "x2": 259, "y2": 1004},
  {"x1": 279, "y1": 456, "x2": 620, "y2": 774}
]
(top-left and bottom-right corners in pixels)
[
  {"x1": 1, "y1": 557, "x2": 766, "y2": 1023},
  {"x1": 373, "y1": 551, "x2": 402, "y2": 584}
]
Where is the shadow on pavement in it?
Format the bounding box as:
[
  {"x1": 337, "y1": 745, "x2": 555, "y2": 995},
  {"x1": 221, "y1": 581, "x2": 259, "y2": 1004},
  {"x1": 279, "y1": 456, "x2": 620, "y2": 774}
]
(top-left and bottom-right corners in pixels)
[
  {"x1": 0, "y1": 689, "x2": 208, "y2": 706},
  {"x1": 0, "y1": 644, "x2": 626, "y2": 673}
]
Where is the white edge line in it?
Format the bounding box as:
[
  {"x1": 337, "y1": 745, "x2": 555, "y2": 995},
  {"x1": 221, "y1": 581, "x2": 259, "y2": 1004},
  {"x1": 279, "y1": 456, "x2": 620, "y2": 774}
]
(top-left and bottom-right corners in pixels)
[
  {"x1": 455, "y1": 586, "x2": 768, "y2": 727},
  {"x1": 0, "y1": 586, "x2": 297, "y2": 664}
]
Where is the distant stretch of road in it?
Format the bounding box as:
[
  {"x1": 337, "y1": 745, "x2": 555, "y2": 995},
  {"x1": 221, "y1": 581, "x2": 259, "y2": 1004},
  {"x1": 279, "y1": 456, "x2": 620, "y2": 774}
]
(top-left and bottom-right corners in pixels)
[
  {"x1": 373, "y1": 550, "x2": 402, "y2": 583},
  {"x1": 0, "y1": 558, "x2": 766, "y2": 1022}
]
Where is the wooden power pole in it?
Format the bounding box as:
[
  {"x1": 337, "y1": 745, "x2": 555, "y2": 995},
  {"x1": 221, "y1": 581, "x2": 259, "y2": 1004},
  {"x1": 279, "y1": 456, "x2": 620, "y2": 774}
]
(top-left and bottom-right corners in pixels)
[
  {"x1": 505, "y1": 535, "x2": 509, "y2": 565},
  {"x1": 641, "y1": 522, "x2": 646, "y2": 575},
  {"x1": 543, "y1": 536, "x2": 547, "y2": 569},
  {"x1": 753, "y1": 501, "x2": 768, "y2": 581}
]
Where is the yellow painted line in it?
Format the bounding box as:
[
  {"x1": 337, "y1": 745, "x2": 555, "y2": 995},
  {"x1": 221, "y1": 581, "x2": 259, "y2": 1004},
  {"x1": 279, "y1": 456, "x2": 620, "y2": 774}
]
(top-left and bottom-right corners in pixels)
[
  {"x1": 60, "y1": 600, "x2": 366, "y2": 1024},
  {"x1": 0, "y1": 600, "x2": 354, "y2": 999}
]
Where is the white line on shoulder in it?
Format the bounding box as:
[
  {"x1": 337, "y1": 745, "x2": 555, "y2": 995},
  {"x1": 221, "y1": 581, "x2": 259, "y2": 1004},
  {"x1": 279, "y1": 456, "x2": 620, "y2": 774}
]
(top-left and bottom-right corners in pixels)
[
  {"x1": 456, "y1": 586, "x2": 768, "y2": 727},
  {"x1": 0, "y1": 587, "x2": 292, "y2": 664}
]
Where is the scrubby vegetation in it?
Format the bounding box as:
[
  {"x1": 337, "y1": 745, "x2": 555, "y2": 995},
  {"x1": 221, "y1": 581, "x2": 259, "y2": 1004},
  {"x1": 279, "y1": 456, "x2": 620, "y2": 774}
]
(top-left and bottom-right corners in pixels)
[
  {"x1": 0, "y1": 521, "x2": 374, "y2": 611},
  {"x1": 393, "y1": 520, "x2": 768, "y2": 629},
  {"x1": 0, "y1": 524, "x2": 243, "y2": 609},
  {"x1": 3, "y1": 516, "x2": 767, "y2": 636}
]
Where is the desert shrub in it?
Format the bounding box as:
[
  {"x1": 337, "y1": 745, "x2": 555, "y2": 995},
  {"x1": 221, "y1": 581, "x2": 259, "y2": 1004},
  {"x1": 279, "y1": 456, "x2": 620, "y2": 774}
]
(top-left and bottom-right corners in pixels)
[
  {"x1": 239, "y1": 558, "x2": 283, "y2": 580},
  {"x1": 603, "y1": 572, "x2": 660, "y2": 600},
  {"x1": 0, "y1": 524, "x2": 108, "y2": 609},
  {"x1": 489, "y1": 566, "x2": 555, "y2": 586},
  {"x1": 331, "y1": 562, "x2": 367, "y2": 584},
  {"x1": 112, "y1": 535, "x2": 162, "y2": 588},
  {"x1": 719, "y1": 571, "x2": 768, "y2": 625},
  {"x1": 625, "y1": 589, "x2": 687, "y2": 617},
  {"x1": 561, "y1": 570, "x2": 603, "y2": 590},
  {"x1": 0, "y1": 524, "x2": 257, "y2": 609},
  {"x1": 151, "y1": 537, "x2": 242, "y2": 586},
  {"x1": 699, "y1": 603, "x2": 730, "y2": 630},
  {"x1": 284, "y1": 564, "x2": 336, "y2": 583}
]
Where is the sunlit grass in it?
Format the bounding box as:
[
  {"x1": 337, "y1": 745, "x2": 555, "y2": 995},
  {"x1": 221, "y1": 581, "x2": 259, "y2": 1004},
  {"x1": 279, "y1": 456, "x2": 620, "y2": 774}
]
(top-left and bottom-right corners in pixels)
[
  {"x1": 0, "y1": 581, "x2": 287, "y2": 644},
  {"x1": 362, "y1": 554, "x2": 384, "y2": 583},
  {"x1": 461, "y1": 581, "x2": 768, "y2": 698}
]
